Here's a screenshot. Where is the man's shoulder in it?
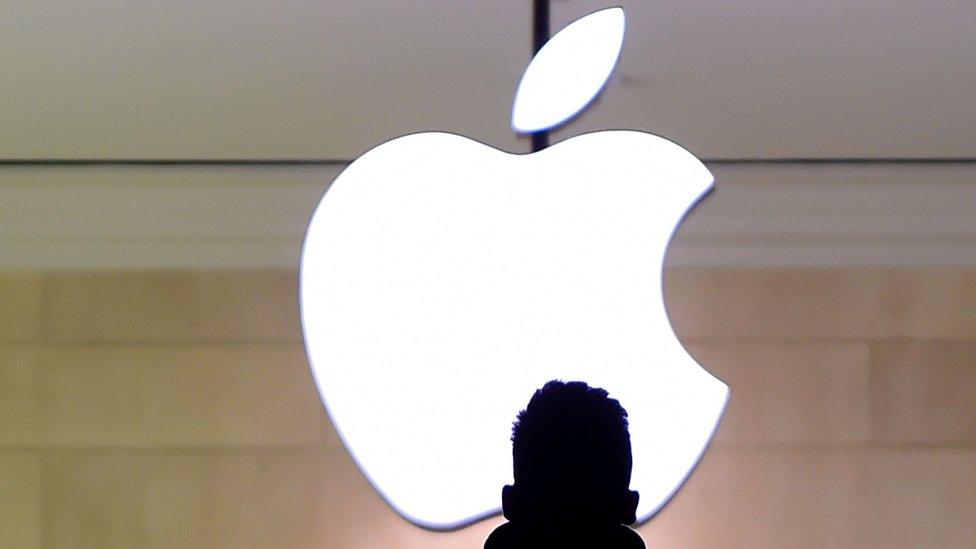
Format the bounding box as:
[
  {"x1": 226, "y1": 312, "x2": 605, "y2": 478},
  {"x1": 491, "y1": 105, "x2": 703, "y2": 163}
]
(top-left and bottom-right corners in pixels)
[
  {"x1": 483, "y1": 522, "x2": 519, "y2": 549},
  {"x1": 484, "y1": 521, "x2": 645, "y2": 549}
]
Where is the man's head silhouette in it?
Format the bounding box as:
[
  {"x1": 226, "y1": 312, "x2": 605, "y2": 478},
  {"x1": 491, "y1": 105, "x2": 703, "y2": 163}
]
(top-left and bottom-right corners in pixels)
[{"x1": 486, "y1": 380, "x2": 644, "y2": 548}]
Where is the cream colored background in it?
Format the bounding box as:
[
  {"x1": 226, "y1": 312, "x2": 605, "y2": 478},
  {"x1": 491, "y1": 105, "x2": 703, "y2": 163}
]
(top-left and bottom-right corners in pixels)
[
  {"x1": 2, "y1": 1, "x2": 975, "y2": 546},
  {"x1": 1, "y1": 267, "x2": 974, "y2": 548}
]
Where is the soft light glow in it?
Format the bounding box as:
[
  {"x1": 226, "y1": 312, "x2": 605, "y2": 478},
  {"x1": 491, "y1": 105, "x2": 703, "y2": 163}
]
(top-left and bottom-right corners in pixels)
[
  {"x1": 300, "y1": 131, "x2": 729, "y2": 530},
  {"x1": 512, "y1": 7, "x2": 625, "y2": 133}
]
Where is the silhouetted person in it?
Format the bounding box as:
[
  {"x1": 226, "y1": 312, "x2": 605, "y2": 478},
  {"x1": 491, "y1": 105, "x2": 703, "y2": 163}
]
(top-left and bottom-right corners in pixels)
[{"x1": 484, "y1": 380, "x2": 645, "y2": 549}]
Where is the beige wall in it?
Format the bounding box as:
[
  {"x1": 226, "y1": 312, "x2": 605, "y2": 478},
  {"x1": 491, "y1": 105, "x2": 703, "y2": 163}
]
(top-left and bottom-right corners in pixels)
[{"x1": 1, "y1": 268, "x2": 974, "y2": 548}]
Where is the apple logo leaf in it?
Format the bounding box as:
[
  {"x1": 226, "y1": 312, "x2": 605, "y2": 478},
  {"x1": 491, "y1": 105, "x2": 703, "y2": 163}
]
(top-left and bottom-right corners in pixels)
[{"x1": 512, "y1": 7, "x2": 626, "y2": 134}]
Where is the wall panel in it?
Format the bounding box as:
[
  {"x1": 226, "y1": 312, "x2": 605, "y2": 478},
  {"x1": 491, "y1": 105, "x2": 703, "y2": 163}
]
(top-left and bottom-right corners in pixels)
[
  {"x1": 0, "y1": 268, "x2": 972, "y2": 547},
  {"x1": 0, "y1": 273, "x2": 44, "y2": 341},
  {"x1": 1, "y1": 163, "x2": 974, "y2": 270},
  {"x1": 552, "y1": 0, "x2": 976, "y2": 159},
  {"x1": 32, "y1": 344, "x2": 332, "y2": 448},
  {"x1": 4, "y1": 2, "x2": 976, "y2": 159},
  {"x1": 0, "y1": 1, "x2": 529, "y2": 159},
  {"x1": 871, "y1": 342, "x2": 976, "y2": 445},
  {"x1": 686, "y1": 342, "x2": 871, "y2": 446},
  {"x1": 45, "y1": 270, "x2": 301, "y2": 342},
  {"x1": 0, "y1": 451, "x2": 41, "y2": 549}
]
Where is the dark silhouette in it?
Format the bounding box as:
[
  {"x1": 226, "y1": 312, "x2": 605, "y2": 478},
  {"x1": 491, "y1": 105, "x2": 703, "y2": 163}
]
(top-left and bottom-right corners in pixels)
[{"x1": 484, "y1": 380, "x2": 645, "y2": 548}]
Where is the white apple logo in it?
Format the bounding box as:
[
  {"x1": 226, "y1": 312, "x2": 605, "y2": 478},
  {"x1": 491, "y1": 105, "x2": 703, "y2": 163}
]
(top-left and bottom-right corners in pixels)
[{"x1": 300, "y1": 8, "x2": 729, "y2": 530}]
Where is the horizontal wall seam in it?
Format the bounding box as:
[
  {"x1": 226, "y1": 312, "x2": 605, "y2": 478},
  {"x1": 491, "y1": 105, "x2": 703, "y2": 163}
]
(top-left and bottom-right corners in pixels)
[{"x1": 3, "y1": 157, "x2": 976, "y2": 167}]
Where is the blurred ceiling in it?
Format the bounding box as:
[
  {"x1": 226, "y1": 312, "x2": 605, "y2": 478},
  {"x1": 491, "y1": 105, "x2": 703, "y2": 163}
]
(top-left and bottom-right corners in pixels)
[{"x1": 1, "y1": 0, "x2": 974, "y2": 160}]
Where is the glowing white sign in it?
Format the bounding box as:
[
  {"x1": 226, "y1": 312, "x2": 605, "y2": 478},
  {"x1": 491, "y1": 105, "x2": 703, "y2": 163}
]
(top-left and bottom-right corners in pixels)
[
  {"x1": 299, "y1": 7, "x2": 728, "y2": 531},
  {"x1": 512, "y1": 7, "x2": 625, "y2": 132},
  {"x1": 300, "y1": 130, "x2": 728, "y2": 529}
]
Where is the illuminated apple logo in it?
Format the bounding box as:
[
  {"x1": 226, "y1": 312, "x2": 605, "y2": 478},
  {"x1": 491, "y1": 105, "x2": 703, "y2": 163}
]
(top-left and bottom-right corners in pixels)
[{"x1": 300, "y1": 7, "x2": 728, "y2": 530}]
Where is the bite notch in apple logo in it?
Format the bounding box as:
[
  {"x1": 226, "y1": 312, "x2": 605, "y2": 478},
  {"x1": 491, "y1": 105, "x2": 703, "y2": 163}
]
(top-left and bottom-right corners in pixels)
[{"x1": 299, "y1": 6, "x2": 729, "y2": 531}]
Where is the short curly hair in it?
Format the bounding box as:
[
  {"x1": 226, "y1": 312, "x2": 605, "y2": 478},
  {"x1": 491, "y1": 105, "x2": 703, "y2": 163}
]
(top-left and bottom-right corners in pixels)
[{"x1": 511, "y1": 380, "x2": 633, "y2": 495}]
